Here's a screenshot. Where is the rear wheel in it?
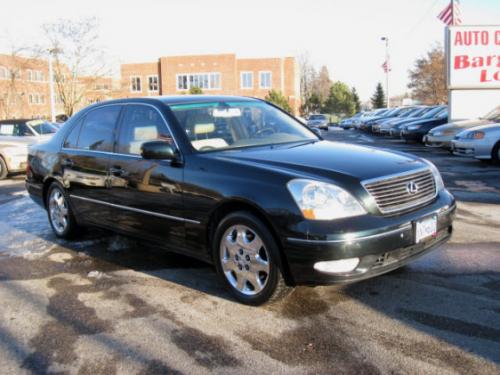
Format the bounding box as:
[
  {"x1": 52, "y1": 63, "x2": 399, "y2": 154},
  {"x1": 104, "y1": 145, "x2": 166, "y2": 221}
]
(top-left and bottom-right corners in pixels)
[
  {"x1": 0, "y1": 156, "x2": 8, "y2": 180},
  {"x1": 492, "y1": 141, "x2": 500, "y2": 165},
  {"x1": 213, "y1": 212, "x2": 292, "y2": 305},
  {"x1": 46, "y1": 182, "x2": 80, "y2": 238}
]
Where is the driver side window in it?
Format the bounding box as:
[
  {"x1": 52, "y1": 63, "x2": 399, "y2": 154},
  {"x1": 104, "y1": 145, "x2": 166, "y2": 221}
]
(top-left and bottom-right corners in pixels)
[{"x1": 117, "y1": 105, "x2": 174, "y2": 155}]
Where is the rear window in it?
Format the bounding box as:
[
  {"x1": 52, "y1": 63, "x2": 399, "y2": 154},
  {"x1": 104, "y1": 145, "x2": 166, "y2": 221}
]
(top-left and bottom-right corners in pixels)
[
  {"x1": 309, "y1": 115, "x2": 326, "y2": 120},
  {"x1": 27, "y1": 120, "x2": 58, "y2": 135},
  {"x1": 71, "y1": 106, "x2": 121, "y2": 152}
]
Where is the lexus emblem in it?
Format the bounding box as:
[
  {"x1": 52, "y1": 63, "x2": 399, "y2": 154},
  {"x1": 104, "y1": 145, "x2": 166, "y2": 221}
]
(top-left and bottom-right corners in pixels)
[{"x1": 406, "y1": 181, "x2": 419, "y2": 195}]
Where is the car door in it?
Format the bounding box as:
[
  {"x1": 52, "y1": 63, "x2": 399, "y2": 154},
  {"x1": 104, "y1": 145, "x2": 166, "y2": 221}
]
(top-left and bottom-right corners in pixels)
[
  {"x1": 60, "y1": 104, "x2": 123, "y2": 226},
  {"x1": 105, "y1": 103, "x2": 188, "y2": 251}
]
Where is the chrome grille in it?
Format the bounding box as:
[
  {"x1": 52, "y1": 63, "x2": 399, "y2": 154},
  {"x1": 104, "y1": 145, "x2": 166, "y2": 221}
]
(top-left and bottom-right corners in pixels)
[{"x1": 363, "y1": 168, "x2": 437, "y2": 214}]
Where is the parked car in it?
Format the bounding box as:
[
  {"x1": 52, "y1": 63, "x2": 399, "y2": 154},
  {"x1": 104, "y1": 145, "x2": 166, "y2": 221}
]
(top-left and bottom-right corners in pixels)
[
  {"x1": 354, "y1": 108, "x2": 388, "y2": 129},
  {"x1": 0, "y1": 119, "x2": 58, "y2": 180},
  {"x1": 372, "y1": 107, "x2": 422, "y2": 134},
  {"x1": 451, "y1": 123, "x2": 500, "y2": 163},
  {"x1": 388, "y1": 106, "x2": 447, "y2": 138},
  {"x1": 361, "y1": 107, "x2": 414, "y2": 132},
  {"x1": 425, "y1": 105, "x2": 500, "y2": 149},
  {"x1": 378, "y1": 106, "x2": 435, "y2": 135},
  {"x1": 340, "y1": 112, "x2": 363, "y2": 129},
  {"x1": 26, "y1": 96, "x2": 455, "y2": 305},
  {"x1": 307, "y1": 114, "x2": 329, "y2": 131},
  {"x1": 400, "y1": 111, "x2": 449, "y2": 143}
]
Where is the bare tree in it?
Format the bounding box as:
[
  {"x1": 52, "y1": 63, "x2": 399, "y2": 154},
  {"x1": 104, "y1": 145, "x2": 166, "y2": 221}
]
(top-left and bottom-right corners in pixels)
[
  {"x1": 408, "y1": 45, "x2": 447, "y2": 105},
  {"x1": 297, "y1": 53, "x2": 316, "y2": 104},
  {"x1": 312, "y1": 65, "x2": 332, "y2": 105},
  {"x1": 42, "y1": 17, "x2": 110, "y2": 117}
]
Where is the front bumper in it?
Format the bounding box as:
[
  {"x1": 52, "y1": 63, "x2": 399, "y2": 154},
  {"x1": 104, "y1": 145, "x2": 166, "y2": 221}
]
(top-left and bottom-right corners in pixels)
[
  {"x1": 283, "y1": 190, "x2": 456, "y2": 285},
  {"x1": 425, "y1": 135, "x2": 453, "y2": 149},
  {"x1": 4, "y1": 154, "x2": 27, "y2": 172},
  {"x1": 451, "y1": 140, "x2": 475, "y2": 157}
]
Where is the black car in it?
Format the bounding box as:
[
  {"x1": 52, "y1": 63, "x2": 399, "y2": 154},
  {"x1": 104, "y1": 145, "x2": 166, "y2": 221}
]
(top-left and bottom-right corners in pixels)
[
  {"x1": 26, "y1": 96, "x2": 456, "y2": 305},
  {"x1": 401, "y1": 110, "x2": 449, "y2": 143}
]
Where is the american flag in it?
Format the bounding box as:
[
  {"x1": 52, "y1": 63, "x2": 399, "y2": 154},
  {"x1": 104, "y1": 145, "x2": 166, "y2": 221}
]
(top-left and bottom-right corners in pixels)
[
  {"x1": 382, "y1": 60, "x2": 391, "y2": 73},
  {"x1": 437, "y1": 0, "x2": 462, "y2": 26}
]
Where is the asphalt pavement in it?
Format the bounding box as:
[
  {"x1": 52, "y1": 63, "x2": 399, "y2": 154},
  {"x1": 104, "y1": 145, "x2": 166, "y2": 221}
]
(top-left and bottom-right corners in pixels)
[{"x1": 0, "y1": 129, "x2": 499, "y2": 375}]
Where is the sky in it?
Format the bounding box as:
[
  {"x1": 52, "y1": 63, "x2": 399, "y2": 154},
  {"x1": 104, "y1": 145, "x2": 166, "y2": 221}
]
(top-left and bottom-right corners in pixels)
[{"x1": 1, "y1": 0, "x2": 499, "y2": 102}]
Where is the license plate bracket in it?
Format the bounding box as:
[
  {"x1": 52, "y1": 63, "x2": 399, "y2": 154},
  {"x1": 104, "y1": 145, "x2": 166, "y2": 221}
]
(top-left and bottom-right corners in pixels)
[{"x1": 415, "y1": 215, "x2": 437, "y2": 244}]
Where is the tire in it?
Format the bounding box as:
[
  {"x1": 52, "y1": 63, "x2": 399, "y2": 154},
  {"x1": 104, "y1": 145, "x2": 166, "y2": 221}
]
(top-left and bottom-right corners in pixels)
[
  {"x1": 213, "y1": 211, "x2": 292, "y2": 305},
  {"x1": 0, "y1": 156, "x2": 8, "y2": 180},
  {"x1": 46, "y1": 181, "x2": 80, "y2": 239},
  {"x1": 492, "y1": 142, "x2": 500, "y2": 165}
]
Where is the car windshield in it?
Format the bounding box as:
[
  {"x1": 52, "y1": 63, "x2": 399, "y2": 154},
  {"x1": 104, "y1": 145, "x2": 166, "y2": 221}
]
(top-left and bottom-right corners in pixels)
[
  {"x1": 482, "y1": 106, "x2": 500, "y2": 121},
  {"x1": 169, "y1": 101, "x2": 317, "y2": 152},
  {"x1": 309, "y1": 115, "x2": 326, "y2": 120},
  {"x1": 27, "y1": 120, "x2": 58, "y2": 135},
  {"x1": 423, "y1": 106, "x2": 445, "y2": 118},
  {"x1": 410, "y1": 107, "x2": 433, "y2": 117}
]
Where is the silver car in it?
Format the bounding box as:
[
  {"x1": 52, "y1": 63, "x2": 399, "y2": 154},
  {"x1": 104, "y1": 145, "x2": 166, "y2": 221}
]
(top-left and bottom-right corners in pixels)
[
  {"x1": 306, "y1": 114, "x2": 329, "y2": 131},
  {"x1": 425, "y1": 106, "x2": 500, "y2": 150},
  {"x1": 0, "y1": 119, "x2": 58, "y2": 179},
  {"x1": 451, "y1": 123, "x2": 500, "y2": 163}
]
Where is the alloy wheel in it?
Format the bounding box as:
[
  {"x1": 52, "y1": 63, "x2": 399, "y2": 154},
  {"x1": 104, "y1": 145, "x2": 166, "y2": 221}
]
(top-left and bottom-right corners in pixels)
[
  {"x1": 219, "y1": 224, "x2": 270, "y2": 296},
  {"x1": 48, "y1": 188, "x2": 69, "y2": 234}
]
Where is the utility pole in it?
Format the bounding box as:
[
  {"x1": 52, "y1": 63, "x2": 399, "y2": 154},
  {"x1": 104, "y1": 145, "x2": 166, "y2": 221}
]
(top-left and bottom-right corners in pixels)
[
  {"x1": 381, "y1": 37, "x2": 390, "y2": 108},
  {"x1": 48, "y1": 48, "x2": 60, "y2": 122}
]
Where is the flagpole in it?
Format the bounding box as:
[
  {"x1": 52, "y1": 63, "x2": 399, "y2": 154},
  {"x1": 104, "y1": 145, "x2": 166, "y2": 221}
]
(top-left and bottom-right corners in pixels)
[{"x1": 384, "y1": 37, "x2": 390, "y2": 108}]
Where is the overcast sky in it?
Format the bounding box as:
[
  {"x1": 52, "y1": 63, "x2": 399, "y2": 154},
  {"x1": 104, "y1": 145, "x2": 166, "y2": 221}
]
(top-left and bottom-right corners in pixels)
[{"x1": 1, "y1": 0, "x2": 499, "y2": 102}]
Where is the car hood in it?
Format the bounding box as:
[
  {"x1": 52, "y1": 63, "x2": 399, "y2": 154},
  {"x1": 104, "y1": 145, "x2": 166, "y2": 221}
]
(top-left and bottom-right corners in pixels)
[{"x1": 213, "y1": 140, "x2": 426, "y2": 182}]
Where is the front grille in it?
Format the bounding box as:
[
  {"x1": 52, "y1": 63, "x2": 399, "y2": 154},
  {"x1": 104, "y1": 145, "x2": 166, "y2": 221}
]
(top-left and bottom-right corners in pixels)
[{"x1": 363, "y1": 168, "x2": 437, "y2": 214}]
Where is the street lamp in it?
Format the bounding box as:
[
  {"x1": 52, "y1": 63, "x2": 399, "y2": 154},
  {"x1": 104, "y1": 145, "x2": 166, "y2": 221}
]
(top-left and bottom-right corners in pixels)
[
  {"x1": 48, "y1": 48, "x2": 61, "y2": 122},
  {"x1": 381, "y1": 37, "x2": 390, "y2": 109}
]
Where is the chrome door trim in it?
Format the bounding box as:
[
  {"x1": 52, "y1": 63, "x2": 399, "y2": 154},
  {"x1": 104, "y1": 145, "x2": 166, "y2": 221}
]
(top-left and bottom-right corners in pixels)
[{"x1": 69, "y1": 194, "x2": 201, "y2": 225}]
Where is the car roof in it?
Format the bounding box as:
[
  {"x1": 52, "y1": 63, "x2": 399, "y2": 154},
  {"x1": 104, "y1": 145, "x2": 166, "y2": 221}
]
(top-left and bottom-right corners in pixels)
[
  {"x1": 94, "y1": 95, "x2": 261, "y2": 107},
  {"x1": 0, "y1": 119, "x2": 32, "y2": 124}
]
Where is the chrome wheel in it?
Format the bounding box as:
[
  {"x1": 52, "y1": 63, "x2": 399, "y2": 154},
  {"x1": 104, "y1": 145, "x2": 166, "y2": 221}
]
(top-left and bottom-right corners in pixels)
[
  {"x1": 48, "y1": 188, "x2": 69, "y2": 234},
  {"x1": 219, "y1": 225, "x2": 270, "y2": 296}
]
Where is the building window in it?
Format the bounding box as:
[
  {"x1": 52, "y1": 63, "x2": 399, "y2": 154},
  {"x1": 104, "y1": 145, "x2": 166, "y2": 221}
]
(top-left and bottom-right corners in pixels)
[
  {"x1": 240, "y1": 72, "x2": 253, "y2": 89},
  {"x1": 28, "y1": 70, "x2": 44, "y2": 81},
  {"x1": 176, "y1": 72, "x2": 221, "y2": 91},
  {"x1": 148, "y1": 75, "x2": 159, "y2": 91},
  {"x1": 26, "y1": 69, "x2": 32, "y2": 81},
  {"x1": 259, "y1": 71, "x2": 272, "y2": 89},
  {"x1": 130, "y1": 76, "x2": 142, "y2": 92}
]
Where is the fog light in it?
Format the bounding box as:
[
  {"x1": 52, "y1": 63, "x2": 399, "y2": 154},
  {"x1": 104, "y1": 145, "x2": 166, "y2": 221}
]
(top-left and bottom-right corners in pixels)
[{"x1": 313, "y1": 258, "x2": 360, "y2": 274}]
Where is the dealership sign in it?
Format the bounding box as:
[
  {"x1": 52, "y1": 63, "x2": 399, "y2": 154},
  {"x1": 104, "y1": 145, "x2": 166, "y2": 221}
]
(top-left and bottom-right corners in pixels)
[{"x1": 447, "y1": 25, "x2": 500, "y2": 89}]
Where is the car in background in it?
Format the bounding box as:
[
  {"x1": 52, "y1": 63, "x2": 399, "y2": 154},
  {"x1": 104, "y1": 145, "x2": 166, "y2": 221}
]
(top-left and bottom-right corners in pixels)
[
  {"x1": 451, "y1": 123, "x2": 500, "y2": 163},
  {"x1": 354, "y1": 108, "x2": 388, "y2": 129},
  {"x1": 361, "y1": 107, "x2": 416, "y2": 132},
  {"x1": 0, "y1": 119, "x2": 59, "y2": 180},
  {"x1": 389, "y1": 106, "x2": 447, "y2": 138},
  {"x1": 400, "y1": 110, "x2": 449, "y2": 143},
  {"x1": 372, "y1": 107, "x2": 422, "y2": 134},
  {"x1": 340, "y1": 112, "x2": 363, "y2": 129},
  {"x1": 378, "y1": 106, "x2": 437, "y2": 136},
  {"x1": 307, "y1": 114, "x2": 329, "y2": 131},
  {"x1": 425, "y1": 105, "x2": 500, "y2": 150}
]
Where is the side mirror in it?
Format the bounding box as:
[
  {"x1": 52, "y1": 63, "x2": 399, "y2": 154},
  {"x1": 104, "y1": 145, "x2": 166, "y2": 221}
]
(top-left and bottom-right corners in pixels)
[{"x1": 141, "y1": 141, "x2": 177, "y2": 160}]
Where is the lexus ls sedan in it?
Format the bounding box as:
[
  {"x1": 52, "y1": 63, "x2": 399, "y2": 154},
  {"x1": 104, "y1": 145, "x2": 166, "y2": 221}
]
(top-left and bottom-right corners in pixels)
[{"x1": 26, "y1": 96, "x2": 456, "y2": 305}]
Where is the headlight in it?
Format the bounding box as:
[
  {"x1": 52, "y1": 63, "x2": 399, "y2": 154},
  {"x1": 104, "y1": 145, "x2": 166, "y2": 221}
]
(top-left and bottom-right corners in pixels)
[
  {"x1": 287, "y1": 179, "x2": 366, "y2": 220},
  {"x1": 421, "y1": 159, "x2": 445, "y2": 192},
  {"x1": 431, "y1": 131, "x2": 442, "y2": 136},
  {"x1": 407, "y1": 125, "x2": 421, "y2": 130},
  {"x1": 467, "y1": 131, "x2": 485, "y2": 139}
]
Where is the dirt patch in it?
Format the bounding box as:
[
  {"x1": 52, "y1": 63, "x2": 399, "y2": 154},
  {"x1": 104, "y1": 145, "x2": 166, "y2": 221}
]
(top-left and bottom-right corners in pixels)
[
  {"x1": 239, "y1": 316, "x2": 381, "y2": 374},
  {"x1": 77, "y1": 358, "x2": 118, "y2": 375},
  {"x1": 171, "y1": 326, "x2": 241, "y2": 369},
  {"x1": 266, "y1": 287, "x2": 331, "y2": 319},
  {"x1": 136, "y1": 359, "x2": 185, "y2": 375},
  {"x1": 21, "y1": 277, "x2": 120, "y2": 373}
]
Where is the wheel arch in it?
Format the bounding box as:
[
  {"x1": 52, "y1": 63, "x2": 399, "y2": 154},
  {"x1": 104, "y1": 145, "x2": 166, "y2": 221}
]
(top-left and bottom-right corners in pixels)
[{"x1": 207, "y1": 198, "x2": 295, "y2": 286}]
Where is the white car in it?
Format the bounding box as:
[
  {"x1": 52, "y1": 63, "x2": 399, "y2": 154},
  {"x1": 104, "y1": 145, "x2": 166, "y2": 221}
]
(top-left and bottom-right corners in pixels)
[
  {"x1": 451, "y1": 123, "x2": 500, "y2": 163},
  {"x1": 0, "y1": 119, "x2": 58, "y2": 179}
]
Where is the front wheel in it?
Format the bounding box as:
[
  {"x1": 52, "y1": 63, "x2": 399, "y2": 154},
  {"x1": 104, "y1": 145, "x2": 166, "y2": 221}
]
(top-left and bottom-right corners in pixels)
[
  {"x1": 213, "y1": 212, "x2": 292, "y2": 305},
  {"x1": 492, "y1": 141, "x2": 500, "y2": 165},
  {"x1": 0, "y1": 157, "x2": 8, "y2": 180},
  {"x1": 46, "y1": 182, "x2": 80, "y2": 239}
]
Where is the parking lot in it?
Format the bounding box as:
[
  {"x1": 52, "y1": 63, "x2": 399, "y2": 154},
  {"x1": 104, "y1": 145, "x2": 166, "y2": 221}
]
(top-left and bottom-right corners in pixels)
[{"x1": 0, "y1": 129, "x2": 499, "y2": 375}]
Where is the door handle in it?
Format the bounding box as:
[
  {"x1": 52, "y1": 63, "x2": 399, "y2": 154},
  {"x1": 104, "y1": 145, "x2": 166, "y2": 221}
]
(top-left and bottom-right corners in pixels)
[
  {"x1": 109, "y1": 166, "x2": 125, "y2": 177},
  {"x1": 61, "y1": 158, "x2": 74, "y2": 167}
]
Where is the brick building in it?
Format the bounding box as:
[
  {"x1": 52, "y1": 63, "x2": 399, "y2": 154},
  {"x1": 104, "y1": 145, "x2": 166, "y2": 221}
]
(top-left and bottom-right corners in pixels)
[{"x1": 120, "y1": 54, "x2": 300, "y2": 113}]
